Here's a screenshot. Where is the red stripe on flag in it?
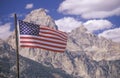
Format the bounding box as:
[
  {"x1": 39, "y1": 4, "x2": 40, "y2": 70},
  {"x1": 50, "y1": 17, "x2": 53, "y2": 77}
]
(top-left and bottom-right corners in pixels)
[
  {"x1": 39, "y1": 34, "x2": 67, "y2": 42},
  {"x1": 40, "y1": 27, "x2": 67, "y2": 40},
  {"x1": 20, "y1": 41, "x2": 66, "y2": 49},
  {"x1": 40, "y1": 26, "x2": 67, "y2": 38},
  {"x1": 20, "y1": 45, "x2": 65, "y2": 52},
  {"x1": 20, "y1": 36, "x2": 67, "y2": 45}
]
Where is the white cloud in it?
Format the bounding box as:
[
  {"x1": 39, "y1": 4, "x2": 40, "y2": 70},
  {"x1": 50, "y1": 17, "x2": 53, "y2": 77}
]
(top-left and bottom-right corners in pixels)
[
  {"x1": 0, "y1": 23, "x2": 12, "y2": 40},
  {"x1": 55, "y1": 17, "x2": 82, "y2": 32},
  {"x1": 25, "y1": 3, "x2": 33, "y2": 9},
  {"x1": 58, "y1": 0, "x2": 120, "y2": 19},
  {"x1": 99, "y1": 28, "x2": 120, "y2": 42},
  {"x1": 83, "y1": 20, "x2": 112, "y2": 32}
]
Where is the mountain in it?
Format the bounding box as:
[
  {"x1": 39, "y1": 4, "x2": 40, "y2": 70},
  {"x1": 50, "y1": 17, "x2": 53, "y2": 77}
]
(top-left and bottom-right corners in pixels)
[{"x1": 1, "y1": 8, "x2": 120, "y2": 78}]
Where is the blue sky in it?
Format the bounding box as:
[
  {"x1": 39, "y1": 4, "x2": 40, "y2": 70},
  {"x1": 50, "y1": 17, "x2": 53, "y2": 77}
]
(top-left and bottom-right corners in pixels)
[{"x1": 0, "y1": 0, "x2": 120, "y2": 42}]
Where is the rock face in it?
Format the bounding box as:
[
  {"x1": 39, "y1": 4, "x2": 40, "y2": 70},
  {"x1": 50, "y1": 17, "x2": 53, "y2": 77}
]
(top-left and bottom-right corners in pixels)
[
  {"x1": 68, "y1": 26, "x2": 120, "y2": 61},
  {"x1": 1, "y1": 8, "x2": 120, "y2": 78}
]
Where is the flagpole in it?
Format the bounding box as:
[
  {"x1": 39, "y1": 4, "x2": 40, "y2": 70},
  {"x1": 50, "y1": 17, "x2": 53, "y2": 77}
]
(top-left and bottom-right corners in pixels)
[{"x1": 14, "y1": 14, "x2": 20, "y2": 78}]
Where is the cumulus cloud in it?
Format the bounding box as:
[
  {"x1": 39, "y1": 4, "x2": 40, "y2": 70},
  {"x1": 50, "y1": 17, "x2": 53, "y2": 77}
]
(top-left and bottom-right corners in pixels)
[
  {"x1": 99, "y1": 28, "x2": 120, "y2": 42},
  {"x1": 0, "y1": 23, "x2": 12, "y2": 40},
  {"x1": 83, "y1": 20, "x2": 112, "y2": 33},
  {"x1": 58, "y1": 0, "x2": 120, "y2": 19},
  {"x1": 55, "y1": 17, "x2": 82, "y2": 32},
  {"x1": 25, "y1": 3, "x2": 33, "y2": 9}
]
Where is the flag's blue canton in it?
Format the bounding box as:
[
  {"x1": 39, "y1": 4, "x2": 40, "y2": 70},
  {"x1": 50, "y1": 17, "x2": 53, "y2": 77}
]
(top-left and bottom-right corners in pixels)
[{"x1": 19, "y1": 20, "x2": 39, "y2": 36}]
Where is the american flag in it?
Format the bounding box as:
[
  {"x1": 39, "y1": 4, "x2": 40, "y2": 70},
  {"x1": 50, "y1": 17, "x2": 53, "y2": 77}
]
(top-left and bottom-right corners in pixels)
[{"x1": 18, "y1": 20, "x2": 67, "y2": 52}]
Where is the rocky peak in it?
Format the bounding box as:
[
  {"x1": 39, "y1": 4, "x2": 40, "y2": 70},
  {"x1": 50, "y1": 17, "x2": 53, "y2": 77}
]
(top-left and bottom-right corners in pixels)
[
  {"x1": 71, "y1": 25, "x2": 88, "y2": 33},
  {"x1": 24, "y1": 8, "x2": 58, "y2": 30},
  {"x1": 68, "y1": 24, "x2": 120, "y2": 61}
]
